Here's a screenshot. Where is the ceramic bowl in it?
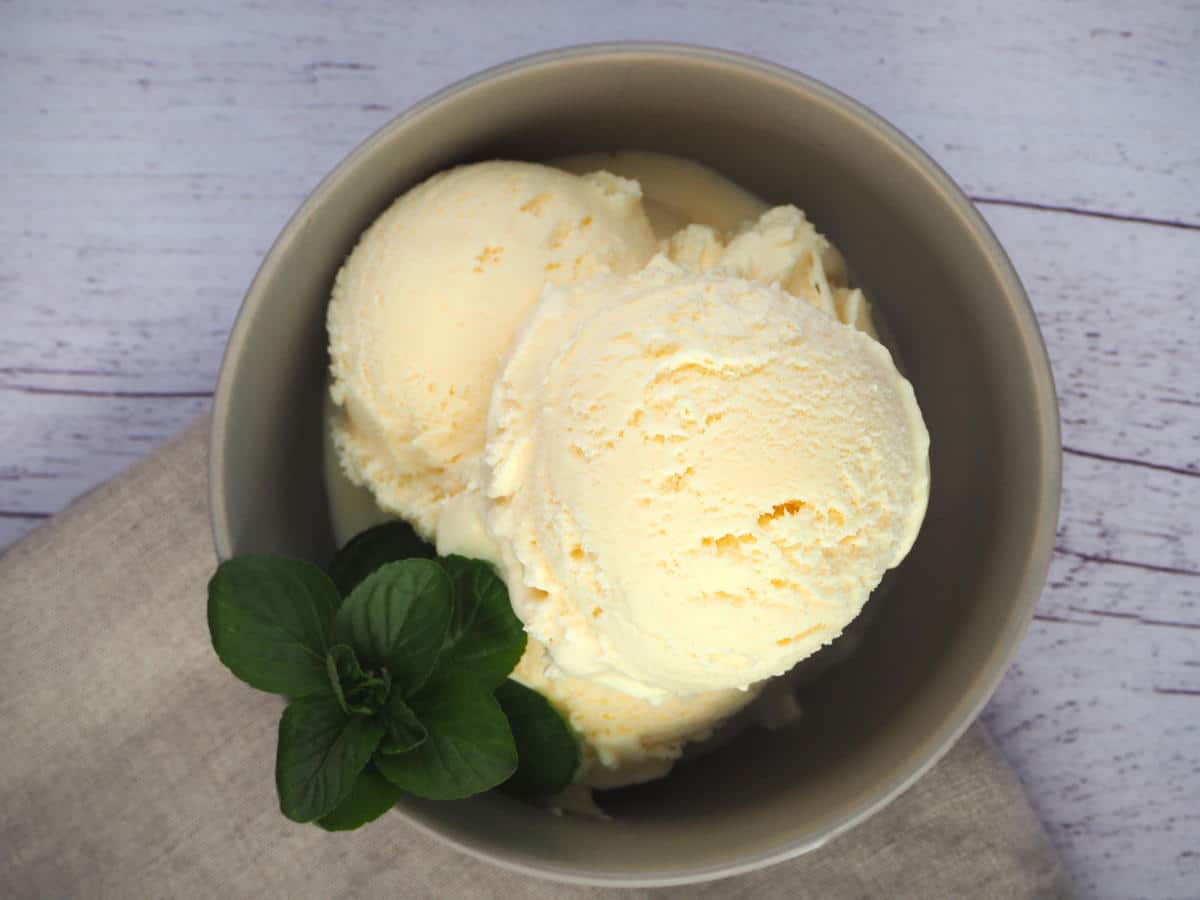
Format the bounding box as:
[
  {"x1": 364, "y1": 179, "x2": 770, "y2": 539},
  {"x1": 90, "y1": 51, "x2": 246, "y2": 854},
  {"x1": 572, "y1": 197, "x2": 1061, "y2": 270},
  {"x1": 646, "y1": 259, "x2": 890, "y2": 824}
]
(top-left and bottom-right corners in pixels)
[{"x1": 210, "y1": 43, "x2": 1060, "y2": 887}]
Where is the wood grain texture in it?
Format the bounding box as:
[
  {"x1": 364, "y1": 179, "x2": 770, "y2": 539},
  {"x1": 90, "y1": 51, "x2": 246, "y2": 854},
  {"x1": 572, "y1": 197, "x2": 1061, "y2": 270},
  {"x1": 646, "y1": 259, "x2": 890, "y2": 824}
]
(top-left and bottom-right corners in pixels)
[{"x1": 2, "y1": 2, "x2": 1198, "y2": 897}]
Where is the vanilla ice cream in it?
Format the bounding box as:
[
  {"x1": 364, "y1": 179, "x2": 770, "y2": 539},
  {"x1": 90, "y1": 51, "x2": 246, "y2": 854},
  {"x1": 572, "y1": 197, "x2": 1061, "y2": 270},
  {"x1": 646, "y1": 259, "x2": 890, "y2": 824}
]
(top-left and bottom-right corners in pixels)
[
  {"x1": 486, "y1": 258, "x2": 930, "y2": 698},
  {"x1": 666, "y1": 206, "x2": 879, "y2": 340},
  {"x1": 327, "y1": 161, "x2": 657, "y2": 536},
  {"x1": 325, "y1": 153, "x2": 929, "y2": 790},
  {"x1": 559, "y1": 151, "x2": 878, "y2": 338},
  {"x1": 553, "y1": 150, "x2": 766, "y2": 237},
  {"x1": 513, "y1": 640, "x2": 759, "y2": 789}
]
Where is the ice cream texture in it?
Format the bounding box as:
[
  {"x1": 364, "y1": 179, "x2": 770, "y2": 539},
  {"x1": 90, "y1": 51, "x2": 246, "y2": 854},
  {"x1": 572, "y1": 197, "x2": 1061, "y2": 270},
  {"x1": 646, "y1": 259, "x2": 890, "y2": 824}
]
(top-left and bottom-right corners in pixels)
[
  {"x1": 557, "y1": 151, "x2": 877, "y2": 337},
  {"x1": 325, "y1": 153, "x2": 930, "y2": 787},
  {"x1": 327, "y1": 161, "x2": 657, "y2": 536},
  {"x1": 486, "y1": 258, "x2": 929, "y2": 698}
]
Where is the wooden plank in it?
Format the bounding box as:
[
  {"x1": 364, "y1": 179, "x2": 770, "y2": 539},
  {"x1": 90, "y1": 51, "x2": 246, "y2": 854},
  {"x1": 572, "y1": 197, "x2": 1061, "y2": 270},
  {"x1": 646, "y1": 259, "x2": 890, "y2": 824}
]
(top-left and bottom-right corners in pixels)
[
  {"x1": 0, "y1": 394, "x2": 211, "y2": 516},
  {"x1": 980, "y1": 204, "x2": 1200, "y2": 475},
  {"x1": 0, "y1": 207, "x2": 260, "y2": 393},
  {"x1": 3, "y1": 1, "x2": 1198, "y2": 222},
  {"x1": 985, "y1": 603, "x2": 1200, "y2": 900},
  {"x1": 1045, "y1": 543, "x2": 1199, "y2": 630},
  {"x1": 1057, "y1": 452, "x2": 1198, "y2": 576}
]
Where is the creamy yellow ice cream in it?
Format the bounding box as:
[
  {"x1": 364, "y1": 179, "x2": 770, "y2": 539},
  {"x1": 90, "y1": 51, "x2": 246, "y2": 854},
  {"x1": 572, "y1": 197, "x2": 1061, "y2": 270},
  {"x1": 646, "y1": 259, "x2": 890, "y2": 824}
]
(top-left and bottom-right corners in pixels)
[
  {"x1": 485, "y1": 258, "x2": 929, "y2": 698},
  {"x1": 560, "y1": 151, "x2": 877, "y2": 337},
  {"x1": 327, "y1": 161, "x2": 657, "y2": 536},
  {"x1": 430, "y1": 481, "x2": 761, "y2": 788},
  {"x1": 512, "y1": 639, "x2": 759, "y2": 789},
  {"x1": 325, "y1": 152, "x2": 929, "y2": 790},
  {"x1": 553, "y1": 150, "x2": 765, "y2": 236},
  {"x1": 665, "y1": 206, "x2": 879, "y2": 340}
]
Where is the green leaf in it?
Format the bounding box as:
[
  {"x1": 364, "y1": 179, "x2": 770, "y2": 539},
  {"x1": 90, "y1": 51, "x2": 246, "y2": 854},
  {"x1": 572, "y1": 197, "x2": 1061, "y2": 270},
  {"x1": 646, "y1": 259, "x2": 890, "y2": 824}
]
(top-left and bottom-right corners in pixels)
[
  {"x1": 375, "y1": 678, "x2": 517, "y2": 800},
  {"x1": 379, "y1": 692, "x2": 427, "y2": 755},
  {"x1": 328, "y1": 521, "x2": 435, "y2": 597},
  {"x1": 332, "y1": 560, "x2": 452, "y2": 692},
  {"x1": 438, "y1": 556, "x2": 527, "y2": 689},
  {"x1": 316, "y1": 765, "x2": 403, "y2": 832},
  {"x1": 208, "y1": 556, "x2": 339, "y2": 697},
  {"x1": 275, "y1": 694, "x2": 385, "y2": 823},
  {"x1": 326, "y1": 644, "x2": 391, "y2": 716},
  {"x1": 495, "y1": 680, "x2": 581, "y2": 797}
]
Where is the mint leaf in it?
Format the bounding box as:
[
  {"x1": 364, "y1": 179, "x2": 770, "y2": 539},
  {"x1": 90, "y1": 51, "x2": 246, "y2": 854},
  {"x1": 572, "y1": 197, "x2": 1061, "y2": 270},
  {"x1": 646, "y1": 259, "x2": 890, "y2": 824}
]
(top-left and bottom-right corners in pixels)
[
  {"x1": 328, "y1": 521, "x2": 435, "y2": 597},
  {"x1": 438, "y1": 556, "x2": 527, "y2": 689},
  {"x1": 276, "y1": 694, "x2": 384, "y2": 823},
  {"x1": 495, "y1": 680, "x2": 581, "y2": 797},
  {"x1": 379, "y1": 692, "x2": 426, "y2": 754},
  {"x1": 375, "y1": 678, "x2": 517, "y2": 800},
  {"x1": 326, "y1": 644, "x2": 391, "y2": 716},
  {"x1": 208, "y1": 556, "x2": 339, "y2": 697},
  {"x1": 316, "y1": 765, "x2": 403, "y2": 832},
  {"x1": 333, "y1": 560, "x2": 452, "y2": 693}
]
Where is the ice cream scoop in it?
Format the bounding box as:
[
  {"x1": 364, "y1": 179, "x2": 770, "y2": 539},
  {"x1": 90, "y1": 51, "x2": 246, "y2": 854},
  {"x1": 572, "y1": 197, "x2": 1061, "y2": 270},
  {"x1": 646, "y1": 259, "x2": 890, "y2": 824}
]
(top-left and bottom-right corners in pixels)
[
  {"x1": 557, "y1": 152, "x2": 877, "y2": 338},
  {"x1": 666, "y1": 205, "x2": 879, "y2": 339},
  {"x1": 325, "y1": 153, "x2": 929, "y2": 788},
  {"x1": 486, "y1": 258, "x2": 930, "y2": 699},
  {"x1": 327, "y1": 161, "x2": 657, "y2": 536}
]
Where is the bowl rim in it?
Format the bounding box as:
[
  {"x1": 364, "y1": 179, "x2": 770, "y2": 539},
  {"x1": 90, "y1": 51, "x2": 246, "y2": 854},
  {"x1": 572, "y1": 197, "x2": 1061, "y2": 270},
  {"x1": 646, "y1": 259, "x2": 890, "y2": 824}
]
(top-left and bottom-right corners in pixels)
[{"x1": 209, "y1": 41, "x2": 1062, "y2": 888}]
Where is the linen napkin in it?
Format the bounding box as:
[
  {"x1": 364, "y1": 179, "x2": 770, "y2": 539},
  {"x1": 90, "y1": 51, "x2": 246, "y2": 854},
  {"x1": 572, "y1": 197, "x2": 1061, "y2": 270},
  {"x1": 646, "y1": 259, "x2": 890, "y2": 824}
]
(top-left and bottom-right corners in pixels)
[{"x1": 0, "y1": 418, "x2": 1072, "y2": 899}]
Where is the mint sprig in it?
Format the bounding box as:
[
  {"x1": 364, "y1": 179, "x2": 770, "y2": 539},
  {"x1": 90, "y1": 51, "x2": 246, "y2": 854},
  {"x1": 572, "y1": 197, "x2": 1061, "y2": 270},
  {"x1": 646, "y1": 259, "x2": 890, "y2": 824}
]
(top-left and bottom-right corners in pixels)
[
  {"x1": 316, "y1": 765, "x2": 403, "y2": 832},
  {"x1": 326, "y1": 519, "x2": 435, "y2": 596},
  {"x1": 332, "y1": 560, "x2": 452, "y2": 693},
  {"x1": 496, "y1": 679, "x2": 582, "y2": 798},
  {"x1": 326, "y1": 644, "x2": 391, "y2": 716},
  {"x1": 379, "y1": 692, "x2": 426, "y2": 754},
  {"x1": 276, "y1": 694, "x2": 385, "y2": 822},
  {"x1": 208, "y1": 556, "x2": 338, "y2": 697},
  {"x1": 207, "y1": 522, "x2": 581, "y2": 831},
  {"x1": 374, "y1": 677, "x2": 518, "y2": 800},
  {"x1": 439, "y1": 555, "x2": 527, "y2": 688}
]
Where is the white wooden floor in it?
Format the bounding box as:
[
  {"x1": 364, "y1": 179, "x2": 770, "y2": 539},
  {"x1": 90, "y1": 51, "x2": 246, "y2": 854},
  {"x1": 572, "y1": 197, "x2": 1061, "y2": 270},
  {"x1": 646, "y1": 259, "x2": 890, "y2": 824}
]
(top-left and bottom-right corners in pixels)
[{"x1": 3, "y1": 2, "x2": 1197, "y2": 896}]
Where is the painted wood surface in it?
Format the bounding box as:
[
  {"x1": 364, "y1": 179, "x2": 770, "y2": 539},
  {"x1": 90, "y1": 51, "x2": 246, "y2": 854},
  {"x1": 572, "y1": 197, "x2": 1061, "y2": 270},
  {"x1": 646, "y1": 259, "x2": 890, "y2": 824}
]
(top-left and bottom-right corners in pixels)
[{"x1": 2, "y1": 2, "x2": 1197, "y2": 897}]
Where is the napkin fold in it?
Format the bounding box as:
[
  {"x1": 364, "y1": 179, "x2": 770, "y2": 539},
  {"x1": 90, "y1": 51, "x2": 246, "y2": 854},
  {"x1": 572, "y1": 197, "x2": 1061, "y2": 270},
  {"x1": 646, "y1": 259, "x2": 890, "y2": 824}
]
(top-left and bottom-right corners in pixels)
[{"x1": 0, "y1": 419, "x2": 1072, "y2": 898}]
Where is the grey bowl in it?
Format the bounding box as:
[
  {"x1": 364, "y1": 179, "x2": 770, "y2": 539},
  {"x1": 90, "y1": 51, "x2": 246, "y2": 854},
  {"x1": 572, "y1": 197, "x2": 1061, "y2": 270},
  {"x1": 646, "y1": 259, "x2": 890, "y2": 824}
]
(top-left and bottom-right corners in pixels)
[{"x1": 210, "y1": 43, "x2": 1060, "y2": 887}]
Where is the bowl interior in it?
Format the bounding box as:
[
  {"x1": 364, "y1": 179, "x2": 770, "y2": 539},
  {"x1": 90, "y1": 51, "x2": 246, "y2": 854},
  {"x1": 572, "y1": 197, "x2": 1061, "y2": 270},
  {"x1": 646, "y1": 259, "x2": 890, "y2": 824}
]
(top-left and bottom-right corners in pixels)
[{"x1": 212, "y1": 46, "x2": 1059, "y2": 885}]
